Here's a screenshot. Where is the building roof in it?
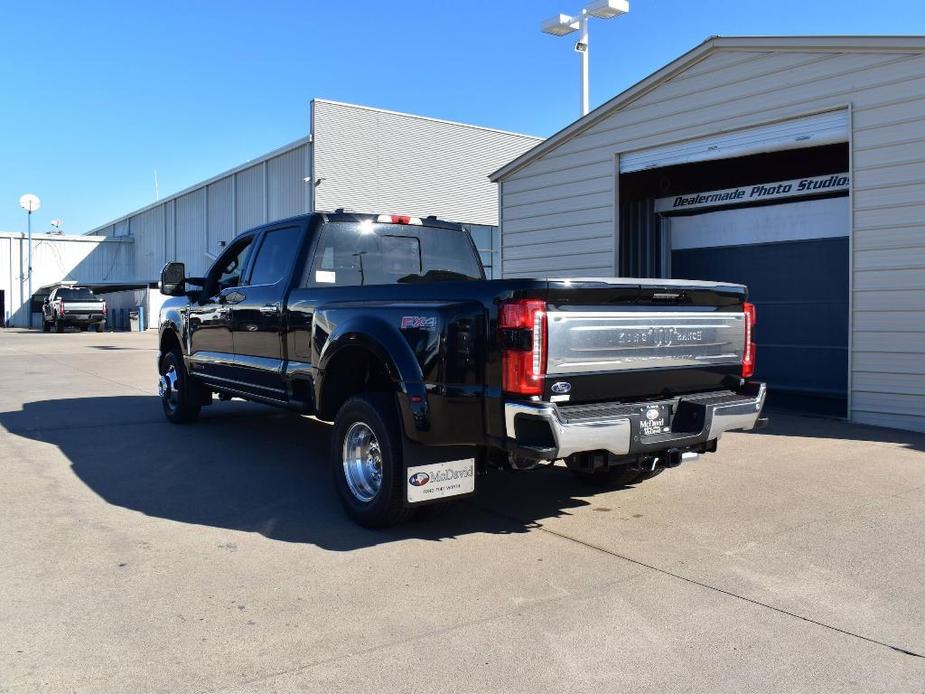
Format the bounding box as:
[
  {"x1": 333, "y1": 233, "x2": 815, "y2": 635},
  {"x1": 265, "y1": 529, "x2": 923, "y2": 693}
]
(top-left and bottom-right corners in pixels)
[{"x1": 490, "y1": 35, "x2": 925, "y2": 182}]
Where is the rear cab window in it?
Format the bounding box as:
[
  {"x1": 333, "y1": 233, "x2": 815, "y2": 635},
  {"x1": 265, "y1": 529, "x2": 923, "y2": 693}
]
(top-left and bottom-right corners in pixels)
[
  {"x1": 305, "y1": 220, "x2": 483, "y2": 287},
  {"x1": 56, "y1": 288, "x2": 97, "y2": 301}
]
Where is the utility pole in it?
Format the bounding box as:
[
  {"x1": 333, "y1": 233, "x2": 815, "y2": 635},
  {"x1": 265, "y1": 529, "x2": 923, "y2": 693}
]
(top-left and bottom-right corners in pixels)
[{"x1": 19, "y1": 193, "x2": 41, "y2": 328}]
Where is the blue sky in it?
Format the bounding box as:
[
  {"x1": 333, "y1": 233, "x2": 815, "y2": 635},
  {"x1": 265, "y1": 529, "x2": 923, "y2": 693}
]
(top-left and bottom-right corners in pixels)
[{"x1": 1, "y1": 0, "x2": 922, "y2": 234}]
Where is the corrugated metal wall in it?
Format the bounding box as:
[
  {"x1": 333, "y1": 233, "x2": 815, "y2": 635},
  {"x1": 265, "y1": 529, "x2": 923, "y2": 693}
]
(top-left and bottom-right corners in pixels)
[
  {"x1": 207, "y1": 176, "x2": 234, "y2": 258},
  {"x1": 87, "y1": 138, "x2": 312, "y2": 281},
  {"x1": 85, "y1": 102, "x2": 538, "y2": 285},
  {"x1": 313, "y1": 100, "x2": 541, "y2": 226},
  {"x1": 498, "y1": 43, "x2": 925, "y2": 432}
]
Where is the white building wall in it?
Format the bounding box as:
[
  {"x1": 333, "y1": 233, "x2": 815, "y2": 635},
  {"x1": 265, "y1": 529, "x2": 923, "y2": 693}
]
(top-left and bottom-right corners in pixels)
[
  {"x1": 497, "y1": 39, "x2": 925, "y2": 432},
  {"x1": 0, "y1": 233, "x2": 134, "y2": 327},
  {"x1": 312, "y1": 100, "x2": 541, "y2": 226}
]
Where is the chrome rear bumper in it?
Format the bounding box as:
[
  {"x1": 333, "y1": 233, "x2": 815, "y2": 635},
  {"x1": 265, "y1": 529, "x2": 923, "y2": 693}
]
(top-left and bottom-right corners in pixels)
[{"x1": 504, "y1": 382, "x2": 766, "y2": 461}]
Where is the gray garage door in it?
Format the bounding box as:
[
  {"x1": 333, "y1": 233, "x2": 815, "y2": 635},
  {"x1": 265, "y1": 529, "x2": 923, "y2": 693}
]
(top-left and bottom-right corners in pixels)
[{"x1": 668, "y1": 197, "x2": 849, "y2": 416}]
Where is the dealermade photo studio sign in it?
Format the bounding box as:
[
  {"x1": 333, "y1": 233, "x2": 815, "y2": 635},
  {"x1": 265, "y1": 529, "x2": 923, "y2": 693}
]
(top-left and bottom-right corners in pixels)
[{"x1": 654, "y1": 173, "x2": 850, "y2": 213}]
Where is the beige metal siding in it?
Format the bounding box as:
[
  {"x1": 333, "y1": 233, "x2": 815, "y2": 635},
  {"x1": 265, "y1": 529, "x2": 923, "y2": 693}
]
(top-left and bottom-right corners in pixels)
[
  {"x1": 176, "y1": 188, "x2": 209, "y2": 276},
  {"x1": 85, "y1": 139, "x2": 312, "y2": 280},
  {"x1": 500, "y1": 47, "x2": 925, "y2": 431},
  {"x1": 312, "y1": 100, "x2": 541, "y2": 226},
  {"x1": 130, "y1": 206, "x2": 166, "y2": 281},
  {"x1": 207, "y1": 176, "x2": 234, "y2": 257},
  {"x1": 235, "y1": 164, "x2": 265, "y2": 233},
  {"x1": 267, "y1": 147, "x2": 307, "y2": 221}
]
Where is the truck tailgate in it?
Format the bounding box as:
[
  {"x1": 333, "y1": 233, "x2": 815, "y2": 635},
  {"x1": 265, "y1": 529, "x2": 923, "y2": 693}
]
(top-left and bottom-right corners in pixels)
[
  {"x1": 544, "y1": 279, "x2": 748, "y2": 403},
  {"x1": 62, "y1": 301, "x2": 105, "y2": 315}
]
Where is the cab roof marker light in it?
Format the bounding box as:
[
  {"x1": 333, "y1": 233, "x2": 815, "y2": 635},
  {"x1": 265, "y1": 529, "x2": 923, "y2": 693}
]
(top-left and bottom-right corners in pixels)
[{"x1": 376, "y1": 214, "x2": 422, "y2": 225}]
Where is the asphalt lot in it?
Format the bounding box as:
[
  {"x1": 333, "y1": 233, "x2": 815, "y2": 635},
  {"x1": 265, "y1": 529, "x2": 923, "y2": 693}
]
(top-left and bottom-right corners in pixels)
[{"x1": 0, "y1": 328, "x2": 923, "y2": 693}]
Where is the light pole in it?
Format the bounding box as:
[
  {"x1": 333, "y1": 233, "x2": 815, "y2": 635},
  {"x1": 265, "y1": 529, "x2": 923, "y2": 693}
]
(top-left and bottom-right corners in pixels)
[
  {"x1": 541, "y1": 0, "x2": 630, "y2": 117},
  {"x1": 19, "y1": 193, "x2": 41, "y2": 328}
]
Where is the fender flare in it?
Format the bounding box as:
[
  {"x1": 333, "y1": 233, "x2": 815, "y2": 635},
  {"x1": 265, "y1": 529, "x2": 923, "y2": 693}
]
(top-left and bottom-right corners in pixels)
[
  {"x1": 318, "y1": 314, "x2": 422, "y2": 385},
  {"x1": 315, "y1": 314, "x2": 428, "y2": 427}
]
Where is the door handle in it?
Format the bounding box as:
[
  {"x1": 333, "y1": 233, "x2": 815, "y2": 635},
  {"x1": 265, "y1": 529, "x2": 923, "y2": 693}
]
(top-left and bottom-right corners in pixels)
[{"x1": 259, "y1": 303, "x2": 280, "y2": 315}]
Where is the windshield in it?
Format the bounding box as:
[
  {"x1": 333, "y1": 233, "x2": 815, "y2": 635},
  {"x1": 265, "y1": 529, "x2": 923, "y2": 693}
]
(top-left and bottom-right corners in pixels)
[
  {"x1": 56, "y1": 288, "x2": 97, "y2": 301},
  {"x1": 309, "y1": 221, "x2": 484, "y2": 287}
]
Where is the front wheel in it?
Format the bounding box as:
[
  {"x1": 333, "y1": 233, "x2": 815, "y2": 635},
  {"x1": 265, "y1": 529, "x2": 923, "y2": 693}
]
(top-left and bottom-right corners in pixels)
[
  {"x1": 159, "y1": 350, "x2": 201, "y2": 424},
  {"x1": 54, "y1": 319, "x2": 63, "y2": 333},
  {"x1": 331, "y1": 394, "x2": 414, "y2": 528},
  {"x1": 42, "y1": 320, "x2": 50, "y2": 333}
]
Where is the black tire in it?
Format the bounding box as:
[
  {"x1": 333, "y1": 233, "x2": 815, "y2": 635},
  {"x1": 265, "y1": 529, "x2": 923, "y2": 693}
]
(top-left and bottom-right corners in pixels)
[
  {"x1": 54, "y1": 319, "x2": 63, "y2": 333},
  {"x1": 331, "y1": 394, "x2": 414, "y2": 528},
  {"x1": 159, "y1": 350, "x2": 201, "y2": 424},
  {"x1": 95, "y1": 321, "x2": 105, "y2": 332},
  {"x1": 80, "y1": 324, "x2": 88, "y2": 332},
  {"x1": 42, "y1": 320, "x2": 50, "y2": 333},
  {"x1": 570, "y1": 464, "x2": 641, "y2": 488}
]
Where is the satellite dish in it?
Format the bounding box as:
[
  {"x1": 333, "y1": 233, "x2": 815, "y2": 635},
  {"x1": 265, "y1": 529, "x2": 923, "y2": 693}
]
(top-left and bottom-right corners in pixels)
[{"x1": 19, "y1": 193, "x2": 41, "y2": 212}]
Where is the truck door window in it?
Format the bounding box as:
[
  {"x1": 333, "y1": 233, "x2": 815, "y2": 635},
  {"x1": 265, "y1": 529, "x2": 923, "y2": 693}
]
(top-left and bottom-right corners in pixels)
[
  {"x1": 247, "y1": 227, "x2": 302, "y2": 286},
  {"x1": 209, "y1": 237, "x2": 254, "y2": 296}
]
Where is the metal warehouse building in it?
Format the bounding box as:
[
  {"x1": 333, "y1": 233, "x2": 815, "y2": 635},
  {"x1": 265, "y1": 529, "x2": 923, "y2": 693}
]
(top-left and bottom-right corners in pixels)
[
  {"x1": 493, "y1": 36, "x2": 925, "y2": 432},
  {"x1": 83, "y1": 98, "x2": 541, "y2": 293}
]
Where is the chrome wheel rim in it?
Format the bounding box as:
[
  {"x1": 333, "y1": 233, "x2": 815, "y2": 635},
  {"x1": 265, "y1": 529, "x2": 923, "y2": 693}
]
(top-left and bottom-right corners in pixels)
[
  {"x1": 160, "y1": 365, "x2": 179, "y2": 412},
  {"x1": 342, "y1": 422, "x2": 383, "y2": 503}
]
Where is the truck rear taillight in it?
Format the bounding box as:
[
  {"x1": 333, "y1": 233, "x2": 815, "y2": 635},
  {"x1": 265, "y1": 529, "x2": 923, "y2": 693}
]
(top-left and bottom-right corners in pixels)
[
  {"x1": 742, "y1": 302, "x2": 757, "y2": 379},
  {"x1": 499, "y1": 299, "x2": 546, "y2": 396},
  {"x1": 59, "y1": 300, "x2": 65, "y2": 316},
  {"x1": 102, "y1": 301, "x2": 107, "y2": 316}
]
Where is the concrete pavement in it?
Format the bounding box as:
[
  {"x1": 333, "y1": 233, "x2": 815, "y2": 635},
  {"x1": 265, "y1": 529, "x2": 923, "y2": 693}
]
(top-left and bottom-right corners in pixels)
[{"x1": 0, "y1": 329, "x2": 923, "y2": 692}]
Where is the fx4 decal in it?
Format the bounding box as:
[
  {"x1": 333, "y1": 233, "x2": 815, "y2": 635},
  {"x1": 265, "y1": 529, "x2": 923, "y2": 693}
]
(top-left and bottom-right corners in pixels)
[{"x1": 400, "y1": 316, "x2": 436, "y2": 330}]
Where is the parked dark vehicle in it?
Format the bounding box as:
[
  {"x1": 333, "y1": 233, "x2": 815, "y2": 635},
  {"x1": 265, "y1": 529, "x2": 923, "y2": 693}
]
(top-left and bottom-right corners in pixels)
[
  {"x1": 157, "y1": 212, "x2": 767, "y2": 527},
  {"x1": 43, "y1": 285, "x2": 107, "y2": 332}
]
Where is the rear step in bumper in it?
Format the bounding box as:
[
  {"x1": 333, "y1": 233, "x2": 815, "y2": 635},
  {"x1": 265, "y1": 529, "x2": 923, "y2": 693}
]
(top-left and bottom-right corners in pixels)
[{"x1": 504, "y1": 382, "x2": 766, "y2": 461}]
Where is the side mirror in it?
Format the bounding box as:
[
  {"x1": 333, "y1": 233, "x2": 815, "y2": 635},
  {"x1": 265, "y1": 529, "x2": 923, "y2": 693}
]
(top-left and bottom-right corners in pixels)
[{"x1": 160, "y1": 262, "x2": 187, "y2": 296}]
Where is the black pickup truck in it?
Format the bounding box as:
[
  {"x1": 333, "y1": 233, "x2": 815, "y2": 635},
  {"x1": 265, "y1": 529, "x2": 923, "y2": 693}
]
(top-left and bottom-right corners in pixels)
[{"x1": 158, "y1": 212, "x2": 766, "y2": 527}]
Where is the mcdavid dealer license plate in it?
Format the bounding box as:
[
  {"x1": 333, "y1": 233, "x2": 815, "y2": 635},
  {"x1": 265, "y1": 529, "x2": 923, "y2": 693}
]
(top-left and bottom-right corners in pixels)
[
  {"x1": 406, "y1": 458, "x2": 475, "y2": 503},
  {"x1": 639, "y1": 404, "x2": 672, "y2": 437}
]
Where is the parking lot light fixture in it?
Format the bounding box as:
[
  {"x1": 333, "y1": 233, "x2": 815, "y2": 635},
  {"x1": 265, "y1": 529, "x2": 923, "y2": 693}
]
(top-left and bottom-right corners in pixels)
[{"x1": 541, "y1": 0, "x2": 630, "y2": 116}]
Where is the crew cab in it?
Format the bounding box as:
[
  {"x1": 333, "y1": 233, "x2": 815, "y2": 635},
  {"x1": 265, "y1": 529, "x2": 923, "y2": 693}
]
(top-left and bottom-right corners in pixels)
[
  {"x1": 157, "y1": 212, "x2": 766, "y2": 527},
  {"x1": 43, "y1": 285, "x2": 107, "y2": 332}
]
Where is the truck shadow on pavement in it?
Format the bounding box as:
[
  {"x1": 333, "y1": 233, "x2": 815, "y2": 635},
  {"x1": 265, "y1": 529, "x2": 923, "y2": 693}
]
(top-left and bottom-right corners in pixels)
[{"x1": 0, "y1": 395, "x2": 611, "y2": 551}]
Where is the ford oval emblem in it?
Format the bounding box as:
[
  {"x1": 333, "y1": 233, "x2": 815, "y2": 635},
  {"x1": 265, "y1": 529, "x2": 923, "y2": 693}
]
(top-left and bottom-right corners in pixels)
[
  {"x1": 551, "y1": 381, "x2": 572, "y2": 394},
  {"x1": 409, "y1": 472, "x2": 430, "y2": 487},
  {"x1": 645, "y1": 407, "x2": 661, "y2": 421}
]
